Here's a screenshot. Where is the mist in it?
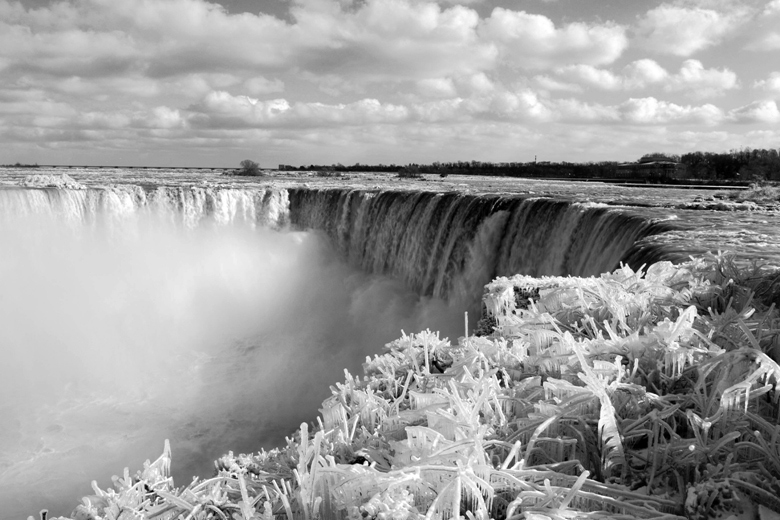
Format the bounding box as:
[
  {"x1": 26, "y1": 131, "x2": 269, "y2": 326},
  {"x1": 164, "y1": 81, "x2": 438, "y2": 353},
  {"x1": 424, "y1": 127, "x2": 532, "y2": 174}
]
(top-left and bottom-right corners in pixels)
[{"x1": 0, "y1": 206, "x2": 464, "y2": 518}]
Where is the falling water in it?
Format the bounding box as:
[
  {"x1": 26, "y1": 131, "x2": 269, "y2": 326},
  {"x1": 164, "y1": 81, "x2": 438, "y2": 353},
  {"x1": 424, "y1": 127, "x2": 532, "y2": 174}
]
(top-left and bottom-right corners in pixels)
[
  {"x1": 289, "y1": 188, "x2": 677, "y2": 301},
  {"x1": 0, "y1": 181, "x2": 678, "y2": 518}
]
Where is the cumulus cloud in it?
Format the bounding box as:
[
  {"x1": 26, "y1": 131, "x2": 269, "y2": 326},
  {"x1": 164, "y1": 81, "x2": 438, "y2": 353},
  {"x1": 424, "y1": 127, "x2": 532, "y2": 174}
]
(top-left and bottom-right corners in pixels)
[
  {"x1": 188, "y1": 86, "x2": 563, "y2": 128},
  {"x1": 144, "y1": 106, "x2": 186, "y2": 129},
  {"x1": 183, "y1": 87, "x2": 739, "y2": 130},
  {"x1": 553, "y1": 65, "x2": 623, "y2": 90},
  {"x1": 0, "y1": 0, "x2": 294, "y2": 79},
  {"x1": 663, "y1": 60, "x2": 738, "y2": 98},
  {"x1": 764, "y1": 0, "x2": 780, "y2": 14},
  {"x1": 729, "y1": 100, "x2": 780, "y2": 123},
  {"x1": 0, "y1": 0, "x2": 496, "y2": 86},
  {"x1": 0, "y1": 0, "x2": 772, "y2": 165},
  {"x1": 292, "y1": 0, "x2": 497, "y2": 82},
  {"x1": 454, "y1": 73, "x2": 496, "y2": 96},
  {"x1": 533, "y1": 75, "x2": 583, "y2": 93},
  {"x1": 243, "y1": 77, "x2": 285, "y2": 96},
  {"x1": 188, "y1": 91, "x2": 410, "y2": 128},
  {"x1": 0, "y1": 94, "x2": 77, "y2": 119},
  {"x1": 748, "y1": 33, "x2": 780, "y2": 49},
  {"x1": 416, "y1": 78, "x2": 458, "y2": 98},
  {"x1": 635, "y1": 3, "x2": 749, "y2": 56},
  {"x1": 622, "y1": 59, "x2": 669, "y2": 88},
  {"x1": 479, "y1": 8, "x2": 627, "y2": 69},
  {"x1": 552, "y1": 98, "x2": 620, "y2": 123},
  {"x1": 75, "y1": 106, "x2": 185, "y2": 130},
  {"x1": 551, "y1": 59, "x2": 737, "y2": 98},
  {"x1": 486, "y1": 90, "x2": 553, "y2": 121},
  {"x1": 744, "y1": 0, "x2": 780, "y2": 50},
  {"x1": 619, "y1": 97, "x2": 723, "y2": 125},
  {"x1": 754, "y1": 71, "x2": 780, "y2": 94}
]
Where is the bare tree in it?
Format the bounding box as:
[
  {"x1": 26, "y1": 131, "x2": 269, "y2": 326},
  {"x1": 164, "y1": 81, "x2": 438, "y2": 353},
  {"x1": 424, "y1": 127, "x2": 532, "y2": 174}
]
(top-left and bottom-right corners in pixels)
[{"x1": 239, "y1": 159, "x2": 262, "y2": 176}]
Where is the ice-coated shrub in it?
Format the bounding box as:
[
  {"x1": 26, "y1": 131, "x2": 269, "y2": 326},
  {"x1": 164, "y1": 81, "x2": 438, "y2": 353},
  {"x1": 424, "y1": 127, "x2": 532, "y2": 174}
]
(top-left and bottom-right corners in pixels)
[{"x1": 52, "y1": 255, "x2": 780, "y2": 520}]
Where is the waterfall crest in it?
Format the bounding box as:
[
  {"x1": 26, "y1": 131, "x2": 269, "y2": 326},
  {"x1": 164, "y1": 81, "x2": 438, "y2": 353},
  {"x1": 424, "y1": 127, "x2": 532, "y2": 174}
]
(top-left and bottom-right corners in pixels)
[
  {"x1": 289, "y1": 188, "x2": 677, "y2": 299},
  {"x1": 2, "y1": 185, "x2": 677, "y2": 298},
  {"x1": 1, "y1": 184, "x2": 677, "y2": 303},
  {"x1": 0, "y1": 185, "x2": 290, "y2": 229}
]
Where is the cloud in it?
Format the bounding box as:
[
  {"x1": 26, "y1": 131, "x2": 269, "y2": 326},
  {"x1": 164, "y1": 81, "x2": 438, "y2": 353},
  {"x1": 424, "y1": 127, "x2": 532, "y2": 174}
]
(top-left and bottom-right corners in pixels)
[
  {"x1": 744, "y1": 0, "x2": 780, "y2": 50},
  {"x1": 185, "y1": 87, "x2": 737, "y2": 130},
  {"x1": 622, "y1": 59, "x2": 669, "y2": 88},
  {"x1": 292, "y1": 0, "x2": 497, "y2": 82},
  {"x1": 552, "y1": 98, "x2": 620, "y2": 123},
  {"x1": 486, "y1": 90, "x2": 553, "y2": 121},
  {"x1": 455, "y1": 73, "x2": 496, "y2": 96},
  {"x1": 663, "y1": 59, "x2": 738, "y2": 98},
  {"x1": 553, "y1": 65, "x2": 623, "y2": 90},
  {"x1": 551, "y1": 59, "x2": 737, "y2": 98},
  {"x1": 533, "y1": 75, "x2": 583, "y2": 93},
  {"x1": 764, "y1": 0, "x2": 780, "y2": 13},
  {"x1": 619, "y1": 97, "x2": 723, "y2": 125},
  {"x1": 188, "y1": 86, "x2": 562, "y2": 128},
  {"x1": 188, "y1": 91, "x2": 410, "y2": 128},
  {"x1": 243, "y1": 77, "x2": 285, "y2": 96},
  {"x1": 748, "y1": 33, "x2": 780, "y2": 50},
  {"x1": 635, "y1": 3, "x2": 749, "y2": 56},
  {"x1": 754, "y1": 71, "x2": 780, "y2": 94},
  {"x1": 0, "y1": 0, "x2": 773, "y2": 166},
  {"x1": 416, "y1": 78, "x2": 457, "y2": 98},
  {"x1": 0, "y1": 93, "x2": 77, "y2": 119},
  {"x1": 729, "y1": 100, "x2": 780, "y2": 123},
  {"x1": 0, "y1": 0, "x2": 495, "y2": 86},
  {"x1": 0, "y1": 0, "x2": 297, "y2": 80},
  {"x1": 479, "y1": 8, "x2": 627, "y2": 69},
  {"x1": 437, "y1": 0, "x2": 484, "y2": 5}
]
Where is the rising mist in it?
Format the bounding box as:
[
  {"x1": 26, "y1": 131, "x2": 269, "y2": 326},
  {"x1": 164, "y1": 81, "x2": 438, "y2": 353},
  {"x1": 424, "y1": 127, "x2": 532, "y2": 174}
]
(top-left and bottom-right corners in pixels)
[{"x1": 0, "y1": 206, "x2": 464, "y2": 518}]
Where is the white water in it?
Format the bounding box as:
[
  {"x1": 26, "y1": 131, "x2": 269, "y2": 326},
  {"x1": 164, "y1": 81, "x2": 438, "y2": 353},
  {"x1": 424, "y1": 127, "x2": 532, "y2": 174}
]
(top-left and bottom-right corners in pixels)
[
  {"x1": 3, "y1": 172, "x2": 779, "y2": 519},
  {"x1": 0, "y1": 187, "x2": 462, "y2": 519},
  {"x1": 290, "y1": 190, "x2": 673, "y2": 298}
]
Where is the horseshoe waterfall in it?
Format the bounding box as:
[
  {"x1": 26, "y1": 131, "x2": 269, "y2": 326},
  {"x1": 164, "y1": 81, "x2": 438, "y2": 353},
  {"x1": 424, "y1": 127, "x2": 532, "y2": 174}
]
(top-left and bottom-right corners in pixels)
[{"x1": 0, "y1": 182, "x2": 677, "y2": 518}]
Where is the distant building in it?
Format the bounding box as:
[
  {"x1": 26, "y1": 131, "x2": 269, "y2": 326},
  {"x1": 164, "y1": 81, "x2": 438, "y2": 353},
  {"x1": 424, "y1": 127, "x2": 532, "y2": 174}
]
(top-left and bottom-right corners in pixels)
[
  {"x1": 278, "y1": 164, "x2": 295, "y2": 171},
  {"x1": 616, "y1": 155, "x2": 686, "y2": 180}
]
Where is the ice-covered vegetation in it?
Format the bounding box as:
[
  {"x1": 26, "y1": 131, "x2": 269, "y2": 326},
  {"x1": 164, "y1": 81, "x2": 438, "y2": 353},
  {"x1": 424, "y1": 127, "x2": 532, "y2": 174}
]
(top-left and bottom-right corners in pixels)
[
  {"x1": 730, "y1": 183, "x2": 780, "y2": 205},
  {"x1": 53, "y1": 255, "x2": 780, "y2": 520},
  {"x1": 224, "y1": 160, "x2": 264, "y2": 177}
]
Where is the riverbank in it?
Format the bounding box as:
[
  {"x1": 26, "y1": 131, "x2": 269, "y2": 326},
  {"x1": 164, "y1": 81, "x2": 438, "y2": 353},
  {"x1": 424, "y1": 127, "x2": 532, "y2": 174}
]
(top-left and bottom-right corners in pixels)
[{"x1": 54, "y1": 254, "x2": 780, "y2": 520}]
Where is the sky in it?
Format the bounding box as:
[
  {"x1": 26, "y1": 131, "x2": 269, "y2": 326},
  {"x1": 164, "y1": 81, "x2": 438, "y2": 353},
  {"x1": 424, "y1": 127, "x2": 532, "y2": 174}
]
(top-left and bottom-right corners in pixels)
[{"x1": 1, "y1": 0, "x2": 779, "y2": 167}]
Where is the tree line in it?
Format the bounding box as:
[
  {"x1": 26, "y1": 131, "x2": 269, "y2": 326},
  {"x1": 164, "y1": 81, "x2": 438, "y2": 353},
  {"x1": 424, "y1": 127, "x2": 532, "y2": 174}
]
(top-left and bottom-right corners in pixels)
[
  {"x1": 680, "y1": 148, "x2": 780, "y2": 180},
  {"x1": 282, "y1": 148, "x2": 780, "y2": 182}
]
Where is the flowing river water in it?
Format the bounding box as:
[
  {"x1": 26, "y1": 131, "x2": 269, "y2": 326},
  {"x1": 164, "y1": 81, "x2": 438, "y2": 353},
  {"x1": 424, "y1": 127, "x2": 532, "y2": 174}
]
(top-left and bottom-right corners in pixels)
[{"x1": 0, "y1": 168, "x2": 778, "y2": 519}]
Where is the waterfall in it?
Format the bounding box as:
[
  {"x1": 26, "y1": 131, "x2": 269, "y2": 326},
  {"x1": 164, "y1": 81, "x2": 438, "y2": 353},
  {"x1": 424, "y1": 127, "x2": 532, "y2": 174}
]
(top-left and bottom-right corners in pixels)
[
  {"x1": 0, "y1": 185, "x2": 290, "y2": 229},
  {"x1": 289, "y1": 188, "x2": 678, "y2": 301},
  {"x1": 1, "y1": 185, "x2": 676, "y2": 295},
  {"x1": 0, "y1": 182, "x2": 679, "y2": 518}
]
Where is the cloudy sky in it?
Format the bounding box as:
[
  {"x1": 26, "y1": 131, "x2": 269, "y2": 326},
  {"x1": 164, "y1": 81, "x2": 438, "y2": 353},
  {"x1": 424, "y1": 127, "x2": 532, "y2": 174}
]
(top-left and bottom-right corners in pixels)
[{"x1": 1, "y1": 0, "x2": 779, "y2": 167}]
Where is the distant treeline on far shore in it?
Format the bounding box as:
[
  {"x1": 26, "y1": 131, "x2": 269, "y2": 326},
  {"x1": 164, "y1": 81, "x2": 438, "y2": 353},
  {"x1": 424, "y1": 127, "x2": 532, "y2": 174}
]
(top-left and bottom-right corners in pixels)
[
  {"x1": 6, "y1": 148, "x2": 780, "y2": 182},
  {"x1": 280, "y1": 148, "x2": 780, "y2": 182},
  {"x1": 2, "y1": 162, "x2": 40, "y2": 168}
]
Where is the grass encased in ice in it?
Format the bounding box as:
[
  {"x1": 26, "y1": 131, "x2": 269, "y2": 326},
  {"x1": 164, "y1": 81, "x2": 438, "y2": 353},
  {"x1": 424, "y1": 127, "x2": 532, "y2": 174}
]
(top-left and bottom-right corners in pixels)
[
  {"x1": 57, "y1": 254, "x2": 780, "y2": 520},
  {"x1": 730, "y1": 183, "x2": 780, "y2": 204}
]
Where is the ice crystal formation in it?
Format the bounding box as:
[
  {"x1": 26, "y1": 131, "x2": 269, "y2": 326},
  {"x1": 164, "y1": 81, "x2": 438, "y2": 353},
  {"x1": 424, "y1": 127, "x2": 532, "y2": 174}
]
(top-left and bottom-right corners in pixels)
[{"x1": 55, "y1": 256, "x2": 780, "y2": 520}]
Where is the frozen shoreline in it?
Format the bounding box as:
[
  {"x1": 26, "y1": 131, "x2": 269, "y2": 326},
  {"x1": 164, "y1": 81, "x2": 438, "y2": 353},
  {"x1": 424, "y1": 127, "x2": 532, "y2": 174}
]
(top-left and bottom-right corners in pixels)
[{"x1": 52, "y1": 255, "x2": 780, "y2": 520}]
